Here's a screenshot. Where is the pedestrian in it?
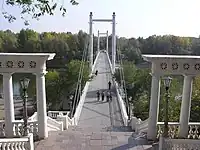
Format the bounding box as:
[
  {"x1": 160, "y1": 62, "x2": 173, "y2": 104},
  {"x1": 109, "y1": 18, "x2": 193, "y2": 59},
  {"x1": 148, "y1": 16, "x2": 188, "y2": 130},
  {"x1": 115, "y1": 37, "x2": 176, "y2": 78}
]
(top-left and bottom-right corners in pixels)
[
  {"x1": 96, "y1": 90, "x2": 100, "y2": 101},
  {"x1": 108, "y1": 81, "x2": 111, "y2": 90},
  {"x1": 109, "y1": 94, "x2": 112, "y2": 102},
  {"x1": 95, "y1": 70, "x2": 98, "y2": 76},
  {"x1": 101, "y1": 91, "x2": 105, "y2": 101},
  {"x1": 106, "y1": 91, "x2": 110, "y2": 102}
]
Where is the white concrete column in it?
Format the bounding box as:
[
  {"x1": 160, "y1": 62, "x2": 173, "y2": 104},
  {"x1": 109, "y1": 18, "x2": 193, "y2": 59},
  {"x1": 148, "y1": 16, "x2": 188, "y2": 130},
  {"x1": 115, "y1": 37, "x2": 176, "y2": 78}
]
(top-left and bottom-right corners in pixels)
[
  {"x1": 178, "y1": 75, "x2": 193, "y2": 138},
  {"x1": 112, "y1": 12, "x2": 116, "y2": 74},
  {"x1": 97, "y1": 30, "x2": 100, "y2": 53},
  {"x1": 2, "y1": 73, "x2": 15, "y2": 137},
  {"x1": 89, "y1": 12, "x2": 93, "y2": 71},
  {"x1": 36, "y1": 72, "x2": 48, "y2": 139},
  {"x1": 106, "y1": 30, "x2": 109, "y2": 52},
  {"x1": 147, "y1": 73, "x2": 161, "y2": 140}
]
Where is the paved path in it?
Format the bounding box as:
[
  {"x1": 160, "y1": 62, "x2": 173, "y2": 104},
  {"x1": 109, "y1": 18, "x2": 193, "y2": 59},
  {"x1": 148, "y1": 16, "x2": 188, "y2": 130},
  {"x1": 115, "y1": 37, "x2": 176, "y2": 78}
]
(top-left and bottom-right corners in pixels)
[
  {"x1": 35, "y1": 127, "x2": 152, "y2": 150},
  {"x1": 78, "y1": 52, "x2": 124, "y2": 131}
]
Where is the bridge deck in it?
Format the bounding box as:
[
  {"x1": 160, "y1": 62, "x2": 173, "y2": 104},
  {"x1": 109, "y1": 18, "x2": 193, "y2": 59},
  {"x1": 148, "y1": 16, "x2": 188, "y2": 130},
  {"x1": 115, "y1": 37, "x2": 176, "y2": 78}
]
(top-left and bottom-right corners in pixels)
[{"x1": 78, "y1": 52, "x2": 124, "y2": 131}]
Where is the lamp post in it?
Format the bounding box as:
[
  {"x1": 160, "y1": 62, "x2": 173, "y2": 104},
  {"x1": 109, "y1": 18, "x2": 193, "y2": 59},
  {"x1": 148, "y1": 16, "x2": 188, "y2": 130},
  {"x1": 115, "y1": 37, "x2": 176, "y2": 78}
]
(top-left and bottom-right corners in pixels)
[
  {"x1": 20, "y1": 78, "x2": 30, "y2": 136},
  {"x1": 163, "y1": 76, "x2": 172, "y2": 137}
]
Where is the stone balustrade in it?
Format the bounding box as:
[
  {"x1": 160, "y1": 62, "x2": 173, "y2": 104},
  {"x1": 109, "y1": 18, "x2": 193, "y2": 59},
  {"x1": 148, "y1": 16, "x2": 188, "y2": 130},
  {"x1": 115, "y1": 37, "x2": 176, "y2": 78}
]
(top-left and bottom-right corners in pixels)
[
  {"x1": 0, "y1": 133, "x2": 34, "y2": 150},
  {"x1": 0, "y1": 120, "x2": 38, "y2": 138},
  {"x1": 159, "y1": 136, "x2": 200, "y2": 150},
  {"x1": 47, "y1": 111, "x2": 70, "y2": 119},
  {"x1": 135, "y1": 118, "x2": 149, "y2": 134},
  {"x1": 47, "y1": 116, "x2": 63, "y2": 131},
  {"x1": 157, "y1": 122, "x2": 200, "y2": 139}
]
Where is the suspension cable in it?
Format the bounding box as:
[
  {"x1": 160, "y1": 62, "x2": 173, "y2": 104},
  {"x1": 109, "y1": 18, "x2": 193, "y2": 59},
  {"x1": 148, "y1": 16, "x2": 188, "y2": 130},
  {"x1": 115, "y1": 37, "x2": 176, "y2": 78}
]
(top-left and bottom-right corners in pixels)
[
  {"x1": 70, "y1": 37, "x2": 89, "y2": 118},
  {"x1": 117, "y1": 42, "x2": 129, "y2": 118}
]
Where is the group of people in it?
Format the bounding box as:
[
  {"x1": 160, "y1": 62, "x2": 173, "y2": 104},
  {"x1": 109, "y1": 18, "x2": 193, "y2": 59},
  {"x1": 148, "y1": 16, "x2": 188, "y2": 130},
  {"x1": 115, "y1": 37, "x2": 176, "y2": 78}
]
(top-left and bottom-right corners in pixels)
[
  {"x1": 96, "y1": 90, "x2": 112, "y2": 102},
  {"x1": 94, "y1": 69, "x2": 113, "y2": 102},
  {"x1": 96, "y1": 81, "x2": 112, "y2": 102}
]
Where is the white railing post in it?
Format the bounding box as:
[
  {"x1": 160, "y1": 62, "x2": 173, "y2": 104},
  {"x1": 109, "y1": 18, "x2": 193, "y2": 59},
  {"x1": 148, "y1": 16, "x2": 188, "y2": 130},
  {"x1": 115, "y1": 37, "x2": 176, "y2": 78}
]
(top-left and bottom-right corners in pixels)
[{"x1": 27, "y1": 133, "x2": 34, "y2": 150}]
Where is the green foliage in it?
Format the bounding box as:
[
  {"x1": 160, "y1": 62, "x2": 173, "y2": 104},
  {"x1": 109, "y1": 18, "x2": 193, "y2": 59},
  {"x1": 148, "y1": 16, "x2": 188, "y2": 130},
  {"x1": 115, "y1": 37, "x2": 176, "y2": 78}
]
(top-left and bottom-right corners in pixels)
[
  {"x1": 45, "y1": 60, "x2": 89, "y2": 110},
  {"x1": 2, "y1": 0, "x2": 78, "y2": 25}
]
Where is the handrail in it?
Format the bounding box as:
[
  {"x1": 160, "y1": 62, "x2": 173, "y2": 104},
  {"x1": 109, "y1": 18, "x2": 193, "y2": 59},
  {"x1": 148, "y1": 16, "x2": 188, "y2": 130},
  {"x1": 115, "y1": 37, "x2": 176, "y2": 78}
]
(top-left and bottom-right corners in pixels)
[
  {"x1": 47, "y1": 116, "x2": 63, "y2": 131},
  {"x1": 135, "y1": 118, "x2": 149, "y2": 133},
  {"x1": 28, "y1": 112, "x2": 37, "y2": 121},
  {"x1": 114, "y1": 81, "x2": 129, "y2": 126}
]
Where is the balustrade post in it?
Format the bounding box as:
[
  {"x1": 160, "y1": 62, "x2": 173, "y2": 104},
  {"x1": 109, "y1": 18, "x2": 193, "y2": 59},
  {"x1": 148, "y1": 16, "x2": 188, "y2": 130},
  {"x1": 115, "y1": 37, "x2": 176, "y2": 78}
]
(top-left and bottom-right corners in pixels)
[
  {"x1": 179, "y1": 75, "x2": 193, "y2": 138},
  {"x1": 2, "y1": 73, "x2": 14, "y2": 137},
  {"x1": 147, "y1": 73, "x2": 161, "y2": 140},
  {"x1": 36, "y1": 72, "x2": 48, "y2": 139}
]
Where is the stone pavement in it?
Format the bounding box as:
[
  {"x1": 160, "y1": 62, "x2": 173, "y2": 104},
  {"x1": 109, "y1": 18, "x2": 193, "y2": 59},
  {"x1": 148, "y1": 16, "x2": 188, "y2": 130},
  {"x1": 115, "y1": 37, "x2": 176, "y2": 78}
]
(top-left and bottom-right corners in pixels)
[
  {"x1": 35, "y1": 127, "x2": 152, "y2": 150},
  {"x1": 79, "y1": 52, "x2": 125, "y2": 131}
]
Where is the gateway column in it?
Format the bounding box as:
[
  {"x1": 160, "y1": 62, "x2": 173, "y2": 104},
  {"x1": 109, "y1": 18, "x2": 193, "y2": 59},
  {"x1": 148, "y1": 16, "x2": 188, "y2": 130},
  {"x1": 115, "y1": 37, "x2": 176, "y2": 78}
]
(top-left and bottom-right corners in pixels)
[
  {"x1": 147, "y1": 73, "x2": 161, "y2": 140},
  {"x1": 2, "y1": 73, "x2": 14, "y2": 137},
  {"x1": 178, "y1": 75, "x2": 193, "y2": 138},
  {"x1": 36, "y1": 72, "x2": 48, "y2": 139}
]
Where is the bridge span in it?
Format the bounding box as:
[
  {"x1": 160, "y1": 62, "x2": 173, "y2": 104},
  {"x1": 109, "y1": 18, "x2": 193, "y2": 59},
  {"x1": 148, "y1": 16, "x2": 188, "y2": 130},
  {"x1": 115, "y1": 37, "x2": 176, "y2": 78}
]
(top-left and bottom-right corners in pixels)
[{"x1": 79, "y1": 51, "x2": 125, "y2": 131}]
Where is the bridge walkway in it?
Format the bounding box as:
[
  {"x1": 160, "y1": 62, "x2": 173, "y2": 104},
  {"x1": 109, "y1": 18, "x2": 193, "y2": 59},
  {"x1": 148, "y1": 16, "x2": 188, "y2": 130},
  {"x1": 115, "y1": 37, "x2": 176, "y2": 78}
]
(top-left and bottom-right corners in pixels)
[{"x1": 78, "y1": 51, "x2": 128, "y2": 131}]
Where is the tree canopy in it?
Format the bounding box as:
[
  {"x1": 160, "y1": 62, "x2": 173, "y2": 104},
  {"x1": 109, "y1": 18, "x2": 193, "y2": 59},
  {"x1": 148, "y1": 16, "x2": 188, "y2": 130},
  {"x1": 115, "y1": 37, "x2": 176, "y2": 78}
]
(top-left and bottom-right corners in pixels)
[{"x1": 2, "y1": 0, "x2": 78, "y2": 25}]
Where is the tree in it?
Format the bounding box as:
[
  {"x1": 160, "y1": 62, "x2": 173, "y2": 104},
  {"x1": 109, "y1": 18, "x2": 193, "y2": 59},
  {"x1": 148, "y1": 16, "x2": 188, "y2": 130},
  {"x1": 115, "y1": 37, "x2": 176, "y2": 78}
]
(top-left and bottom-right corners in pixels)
[{"x1": 2, "y1": 0, "x2": 79, "y2": 25}]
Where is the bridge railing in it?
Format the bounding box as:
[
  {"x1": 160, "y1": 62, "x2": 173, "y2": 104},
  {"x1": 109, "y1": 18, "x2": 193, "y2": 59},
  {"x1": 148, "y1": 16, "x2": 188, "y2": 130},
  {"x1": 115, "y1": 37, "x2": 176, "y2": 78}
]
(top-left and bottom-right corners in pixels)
[{"x1": 114, "y1": 81, "x2": 129, "y2": 126}]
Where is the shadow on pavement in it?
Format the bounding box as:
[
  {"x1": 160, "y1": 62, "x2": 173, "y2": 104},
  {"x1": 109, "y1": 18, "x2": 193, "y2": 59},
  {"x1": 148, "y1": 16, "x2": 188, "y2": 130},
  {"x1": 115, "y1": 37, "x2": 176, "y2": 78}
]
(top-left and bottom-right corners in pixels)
[
  {"x1": 111, "y1": 136, "x2": 148, "y2": 150},
  {"x1": 86, "y1": 89, "x2": 111, "y2": 98},
  {"x1": 82, "y1": 105, "x2": 111, "y2": 119}
]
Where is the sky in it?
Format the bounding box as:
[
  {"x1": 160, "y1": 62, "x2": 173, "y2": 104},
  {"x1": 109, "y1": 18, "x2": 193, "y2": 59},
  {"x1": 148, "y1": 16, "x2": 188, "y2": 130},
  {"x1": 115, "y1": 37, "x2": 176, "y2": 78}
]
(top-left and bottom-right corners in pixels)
[{"x1": 0, "y1": 0, "x2": 200, "y2": 38}]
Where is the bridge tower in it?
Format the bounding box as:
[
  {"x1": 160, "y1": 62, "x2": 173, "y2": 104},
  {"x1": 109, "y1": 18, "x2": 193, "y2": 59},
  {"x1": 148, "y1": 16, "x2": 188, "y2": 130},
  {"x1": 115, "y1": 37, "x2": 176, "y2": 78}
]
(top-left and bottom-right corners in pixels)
[
  {"x1": 89, "y1": 12, "x2": 116, "y2": 73},
  {"x1": 97, "y1": 31, "x2": 109, "y2": 53}
]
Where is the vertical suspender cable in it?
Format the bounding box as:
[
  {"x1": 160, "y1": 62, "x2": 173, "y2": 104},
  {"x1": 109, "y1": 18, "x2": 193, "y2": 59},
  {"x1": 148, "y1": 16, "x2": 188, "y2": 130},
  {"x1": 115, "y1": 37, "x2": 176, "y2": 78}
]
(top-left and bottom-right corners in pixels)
[
  {"x1": 70, "y1": 37, "x2": 89, "y2": 118},
  {"x1": 117, "y1": 41, "x2": 129, "y2": 118}
]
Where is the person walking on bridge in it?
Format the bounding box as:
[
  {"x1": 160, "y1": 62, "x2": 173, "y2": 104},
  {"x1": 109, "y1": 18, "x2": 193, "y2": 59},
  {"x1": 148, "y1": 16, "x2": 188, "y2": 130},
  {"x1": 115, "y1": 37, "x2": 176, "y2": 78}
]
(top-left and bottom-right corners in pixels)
[
  {"x1": 106, "y1": 91, "x2": 110, "y2": 102},
  {"x1": 101, "y1": 91, "x2": 105, "y2": 101},
  {"x1": 96, "y1": 90, "x2": 100, "y2": 101},
  {"x1": 95, "y1": 70, "x2": 98, "y2": 76},
  {"x1": 108, "y1": 81, "x2": 111, "y2": 90}
]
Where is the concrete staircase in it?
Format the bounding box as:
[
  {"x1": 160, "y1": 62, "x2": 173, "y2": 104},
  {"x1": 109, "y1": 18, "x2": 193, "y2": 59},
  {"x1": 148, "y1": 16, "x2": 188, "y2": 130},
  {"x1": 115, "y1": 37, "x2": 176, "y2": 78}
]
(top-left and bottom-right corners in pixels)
[{"x1": 35, "y1": 126, "x2": 154, "y2": 150}]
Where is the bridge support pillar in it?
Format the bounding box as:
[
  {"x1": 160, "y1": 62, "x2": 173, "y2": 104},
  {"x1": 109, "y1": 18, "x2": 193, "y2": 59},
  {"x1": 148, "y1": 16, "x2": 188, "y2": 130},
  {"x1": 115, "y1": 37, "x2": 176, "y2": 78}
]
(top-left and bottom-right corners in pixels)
[
  {"x1": 147, "y1": 73, "x2": 161, "y2": 140},
  {"x1": 2, "y1": 73, "x2": 14, "y2": 137},
  {"x1": 36, "y1": 72, "x2": 48, "y2": 139},
  {"x1": 179, "y1": 75, "x2": 193, "y2": 138},
  {"x1": 89, "y1": 12, "x2": 93, "y2": 71},
  {"x1": 106, "y1": 30, "x2": 109, "y2": 52},
  {"x1": 97, "y1": 30, "x2": 100, "y2": 53},
  {"x1": 112, "y1": 12, "x2": 116, "y2": 74}
]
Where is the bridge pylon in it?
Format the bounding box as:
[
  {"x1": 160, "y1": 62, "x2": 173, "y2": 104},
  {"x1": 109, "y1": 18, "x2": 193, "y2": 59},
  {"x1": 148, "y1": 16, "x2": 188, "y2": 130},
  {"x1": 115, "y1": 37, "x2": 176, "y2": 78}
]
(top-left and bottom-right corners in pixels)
[{"x1": 89, "y1": 12, "x2": 116, "y2": 74}]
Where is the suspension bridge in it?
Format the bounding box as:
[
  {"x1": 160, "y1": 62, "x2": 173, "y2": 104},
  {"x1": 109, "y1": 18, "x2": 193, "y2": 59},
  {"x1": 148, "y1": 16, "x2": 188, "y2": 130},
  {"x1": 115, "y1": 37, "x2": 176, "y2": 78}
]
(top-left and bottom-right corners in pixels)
[{"x1": 0, "y1": 12, "x2": 199, "y2": 150}]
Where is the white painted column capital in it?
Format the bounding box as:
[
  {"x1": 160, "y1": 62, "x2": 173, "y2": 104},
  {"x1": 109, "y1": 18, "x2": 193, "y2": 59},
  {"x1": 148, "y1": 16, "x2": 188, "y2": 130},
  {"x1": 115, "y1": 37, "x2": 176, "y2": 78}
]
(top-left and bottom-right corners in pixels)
[
  {"x1": 36, "y1": 71, "x2": 48, "y2": 139},
  {"x1": 2, "y1": 73, "x2": 14, "y2": 137},
  {"x1": 147, "y1": 73, "x2": 161, "y2": 140},
  {"x1": 179, "y1": 75, "x2": 194, "y2": 138}
]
